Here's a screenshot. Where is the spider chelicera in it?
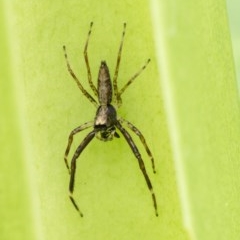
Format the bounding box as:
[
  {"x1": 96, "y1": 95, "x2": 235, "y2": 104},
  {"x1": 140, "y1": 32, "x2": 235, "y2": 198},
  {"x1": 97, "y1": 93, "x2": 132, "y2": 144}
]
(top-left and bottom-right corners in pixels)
[{"x1": 63, "y1": 22, "x2": 158, "y2": 217}]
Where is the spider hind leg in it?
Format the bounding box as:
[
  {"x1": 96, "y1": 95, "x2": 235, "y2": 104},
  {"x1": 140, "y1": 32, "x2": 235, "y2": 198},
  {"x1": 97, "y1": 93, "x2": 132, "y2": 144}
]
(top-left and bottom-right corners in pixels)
[
  {"x1": 68, "y1": 130, "x2": 96, "y2": 217},
  {"x1": 116, "y1": 120, "x2": 158, "y2": 216},
  {"x1": 119, "y1": 118, "x2": 156, "y2": 173}
]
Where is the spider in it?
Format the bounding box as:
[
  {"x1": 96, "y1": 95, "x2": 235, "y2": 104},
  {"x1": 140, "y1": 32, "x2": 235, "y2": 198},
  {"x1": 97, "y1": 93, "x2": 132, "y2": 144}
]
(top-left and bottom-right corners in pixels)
[{"x1": 63, "y1": 22, "x2": 158, "y2": 217}]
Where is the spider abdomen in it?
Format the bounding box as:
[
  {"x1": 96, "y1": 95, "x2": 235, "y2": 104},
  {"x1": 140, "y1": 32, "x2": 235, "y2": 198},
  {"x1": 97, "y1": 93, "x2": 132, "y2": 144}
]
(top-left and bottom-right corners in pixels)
[{"x1": 98, "y1": 61, "x2": 112, "y2": 105}]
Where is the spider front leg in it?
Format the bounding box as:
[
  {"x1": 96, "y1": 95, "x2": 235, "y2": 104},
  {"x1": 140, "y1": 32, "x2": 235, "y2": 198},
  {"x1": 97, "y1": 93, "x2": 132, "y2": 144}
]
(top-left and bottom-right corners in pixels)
[
  {"x1": 115, "y1": 121, "x2": 158, "y2": 216},
  {"x1": 83, "y1": 22, "x2": 98, "y2": 97},
  {"x1": 64, "y1": 121, "x2": 93, "y2": 174},
  {"x1": 119, "y1": 58, "x2": 150, "y2": 97},
  {"x1": 69, "y1": 130, "x2": 96, "y2": 217},
  {"x1": 113, "y1": 22, "x2": 126, "y2": 107},
  {"x1": 63, "y1": 45, "x2": 98, "y2": 107},
  {"x1": 118, "y1": 118, "x2": 156, "y2": 173}
]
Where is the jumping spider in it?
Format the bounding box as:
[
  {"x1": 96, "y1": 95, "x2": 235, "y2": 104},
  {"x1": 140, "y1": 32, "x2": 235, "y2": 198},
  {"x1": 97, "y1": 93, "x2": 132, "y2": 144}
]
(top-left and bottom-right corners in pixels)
[{"x1": 63, "y1": 22, "x2": 158, "y2": 217}]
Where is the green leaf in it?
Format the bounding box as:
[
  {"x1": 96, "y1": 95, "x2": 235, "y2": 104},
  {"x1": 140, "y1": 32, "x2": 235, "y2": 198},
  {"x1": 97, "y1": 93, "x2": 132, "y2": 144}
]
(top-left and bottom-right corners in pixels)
[
  {"x1": 2, "y1": 1, "x2": 187, "y2": 239},
  {"x1": 2, "y1": 0, "x2": 240, "y2": 240},
  {"x1": 151, "y1": 0, "x2": 240, "y2": 239}
]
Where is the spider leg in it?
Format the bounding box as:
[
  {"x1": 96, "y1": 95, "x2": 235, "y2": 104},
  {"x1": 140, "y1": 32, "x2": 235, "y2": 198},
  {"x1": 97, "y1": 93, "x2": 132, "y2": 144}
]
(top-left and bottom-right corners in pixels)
[
  {"x1": 119, "y1": 59, "x2": 150, "y2": 97},
  {"x1": 69, "y1": 130, "x2": 96, "y2": 217},
  {"x1": 113, "y1": 23, "x2": 126, "y2": 107},
  {"x1": 84, "y1": 22, "x2": 98, "y2": 97},
  {"x1": 115, "y1": 121, "x2": 158, "y2": 216},
  {"x1": 119, "y1": 118, "x2": 156, "y2": 173},
  {"x1": 64, "y1": 121, "x2": 93, "y2": 174},
  {"x1": 63, "y1": 45, "x2": 98, "y2": 107}
]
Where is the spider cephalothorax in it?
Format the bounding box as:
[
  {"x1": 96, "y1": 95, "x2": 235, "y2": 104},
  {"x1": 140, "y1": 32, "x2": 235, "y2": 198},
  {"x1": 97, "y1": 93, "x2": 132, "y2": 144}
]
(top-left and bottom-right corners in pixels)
[
  {"x1": 94, "y1": 104, "x2": 119, "y2": 141},
  {"x1": 63, "y1": 22, "x2": 158, "y2": 217}
]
